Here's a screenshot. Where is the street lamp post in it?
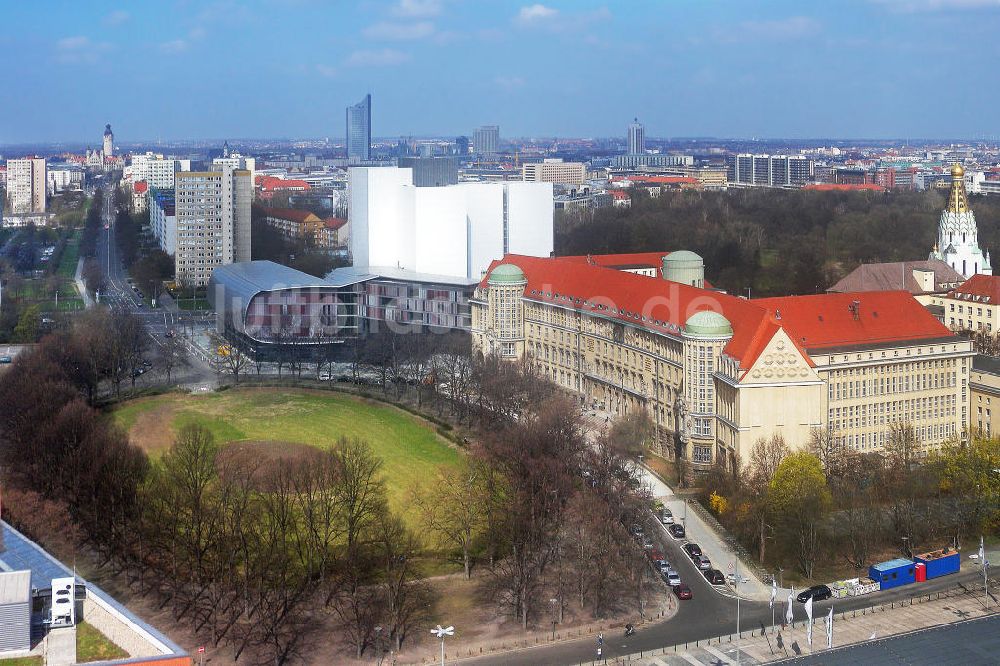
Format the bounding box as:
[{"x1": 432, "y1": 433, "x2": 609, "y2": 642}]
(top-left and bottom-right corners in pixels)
[{"x1": 430, "y1": 625, "x2": 454, "y2": 666}]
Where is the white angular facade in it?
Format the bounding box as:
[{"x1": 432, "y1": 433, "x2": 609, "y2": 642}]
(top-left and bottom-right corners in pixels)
[
  {"x1": 348, "y1": 167, "x2": 553, "y2": 280},
  {"x1": 930, "y1": 164, "x2": 992, "y2": 279}
]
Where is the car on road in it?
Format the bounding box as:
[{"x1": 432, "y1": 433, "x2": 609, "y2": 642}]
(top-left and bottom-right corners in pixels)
[
  {"x1": 683, "y1": 543, "x2": 702, "y2": 560},
  {"x1": 666, "y1": 571, "x2": 681, "y2": 587},
  {"x1": 695, "y1": 554, "x2": 712, "y2": 570},
  {"x1": 0, "y1": 356, "x2": 12, "y2": 364},
  {"x1": 703, "y1": 568, "x2": 725, "y2": 585},
  {"x1": 797, "y1": 585, "x2": 832, "y2": 603},
  {"x1": 673, "y1": 583, "x2": 692, "y2": 600},
  {"x1": 668, "y1": 523, "x2": 685, "y2": 539},
  {"x1": 164, "y1": 330, "x2": 175, "y2": 338},
  {"x1": 660, "y1": 508, "x2": 673, "y2": 525}
]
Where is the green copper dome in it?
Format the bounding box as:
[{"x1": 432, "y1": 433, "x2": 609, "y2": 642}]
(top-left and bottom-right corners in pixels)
[
  {"x1": 488, "y1": 263, "x2": 527, "y2": 284},
  {"x1": 683, "y1": 310, "x2": 733, "y2": 337}
]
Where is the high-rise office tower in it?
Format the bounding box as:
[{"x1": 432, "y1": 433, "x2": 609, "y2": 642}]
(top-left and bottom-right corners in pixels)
[
  {"x1": 455, "y1": 136, "x2": 470, "y2": 156},
  {"x1": 103, "y1": 124, "x2": 114, "y2": 157},
  {"x1": 473, "y1": 125, "x2": 500, "y2": 156},
  {"x1": 346, "y1": 94, "x2": 372, "y2": 161},
  {"x1": 174, "y1": 166, "x2": 252, "y2": 287},
  {"x1": 6, "y1": 158, "x2": 46, "y2": 213},
  {"x1": 627, "y1": 118, "x2": 645, "y2": 155}
]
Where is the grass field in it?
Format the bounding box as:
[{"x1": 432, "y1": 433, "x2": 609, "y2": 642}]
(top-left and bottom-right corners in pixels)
[
  {"x1": 0, "y1": 657, "x2": 42, "y2": 666},
  {"x1": 56, "y1": 231, "x2": 82, "y2": 278},
  {"x1": 112, "y1": 388, "x2": 463, "y2": 520},
  {"x1": 76, "y1": 621, "x2": 128, "y2": 663}
]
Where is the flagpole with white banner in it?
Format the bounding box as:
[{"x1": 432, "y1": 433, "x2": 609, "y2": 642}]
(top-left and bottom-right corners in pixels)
[
  {"x1": 785, "y1": 587, "x2": 794, "y2": 627},
  {"x1": 981, "y1": 535, "x2": 989, "y2": 609},
  {"x1": 770, "y1": 577, "x2": 777, "y2": 633},
  {"x1": 804, "y1": 596, "x2": 814, "y2": 649},
  {"x1": 826, "y1": 606, "x2": 833, "y2": 649}
]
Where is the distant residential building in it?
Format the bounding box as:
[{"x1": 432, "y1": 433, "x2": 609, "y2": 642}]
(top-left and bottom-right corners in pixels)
[
  {"x1": 103, "y1": 123, "x2": 114, "y2": 157},
  {"x1": 174, "y1": 167, "x2": 252, "y2": 287},
  {"x1": 46, "y1": 165, "x2": 85, "y2": 195},
  {"x1": 256, "y1": 175, "x2": 311, "y2": 201},
  {"x1": 940, "y1": 274, "x2": 1000, "y2": 332},
  {"x1": 213, "y1": 154, "x2": 256, "y2": 187},
  {"x1": 346, "y1": 94, "x2": 372, "y2": 161},
  {"x1": 971, "y1": 355, "x2": 1000, "y2": 438},
  {"x1": 929, "y1": 164, "x2": 991, "y2": 279},
  {"x1": 610, "y1": 174, "x2": 701, "y2": 192},
  {"x1": 262, "y1": 207, "x2": 346, "y2": 248},
  {"x1": 726, "y1": 154, "x2": 814, "y2": 188},
  {"x1": 455, "y1": 136, "x2": 470, "y2": 155},
  {"x1": 802, "y1": 183, "x2": 884, "y2": 192},
  {"x1": 129, "y1": 153, "x2": 191, "y2": 191},
  {"x1": 397, "y1": 156, "x2": 458, "y2": 187},
  {"x1": 6, "y1": 158, "x2": 46, "y2": 213},
  {"x1": 473, "y1": 125, "x2": 500, "y2": 156},
  {"x1": 522, "y1": 159, "x2": 586, "y2": 186},
  {"x1": 828, "y1": 259, "x2": 963, "y2": 305},
  {"x1": 627, "y1": 118, "x2": 645, "y2": 155},
  {"x1": 349, "y1": 166, "x2": 552, "y2": 281},
  {"x1": 150, "y1": 189, "x2": 176, "y2": 255},
  {"x1": 610, "y1": 190, "x2": 631, "y2": 207}
]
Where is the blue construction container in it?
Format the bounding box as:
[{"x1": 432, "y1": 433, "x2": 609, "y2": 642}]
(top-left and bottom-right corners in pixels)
[
  {"x1": 868, "y1": 558, "x2": 915, "y2": 590},
  {"x1": 914, "y1": 549, "x2": 960, "y2": 579}
]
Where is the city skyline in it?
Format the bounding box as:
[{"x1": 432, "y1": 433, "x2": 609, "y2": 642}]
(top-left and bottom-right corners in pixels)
[{"x1": 3, "y1": 0, "x2": 1000, "y2": 144}]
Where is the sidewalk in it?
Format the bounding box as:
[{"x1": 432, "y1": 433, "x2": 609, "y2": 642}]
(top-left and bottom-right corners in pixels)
[
  {"x1": 73, "y1": 256, "x2": 94, "y2": 308},
  {"x1": 616, "y1": 578, "x2": 999, "y2": 665}
]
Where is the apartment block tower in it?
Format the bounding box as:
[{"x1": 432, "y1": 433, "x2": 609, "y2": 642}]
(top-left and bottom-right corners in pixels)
[
  {"x1": 627, "y1": 118, "x2": 645, "y2": 155},
  {"x1": 346, "y1": 94, "x2": 372, "y2": 161},
  {"x1": 473, "y1": 125, "x2": 500, "y2": 156},
  {"x1": 6, "y1": 158, "x2": 46, "y2": 213},
  {"x1": 174, "y1": 166, "x2": 252, "y2": 287}
]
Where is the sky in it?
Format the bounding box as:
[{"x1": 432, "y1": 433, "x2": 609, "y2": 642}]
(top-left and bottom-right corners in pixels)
[{"x1": 3, "y1": 0, "x2": 1000, "y2": 143}]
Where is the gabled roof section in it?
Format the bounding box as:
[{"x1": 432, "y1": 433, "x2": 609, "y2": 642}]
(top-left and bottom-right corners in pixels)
[
  {"x1": 262, "y1": 207, "x2": 320, "y2": 224},
  {"x1": 556, "y1": 251, "x2": 669, "y2": 272},
  {"x1": 828, "y1": 259, "x2": 964, "y2": 295},
  {"x1": 753, "y1": 291, "x2": 954, "y2": 351},
  {"x1": 948, "y1": 273, "x2": 1000, "y2": 304}
]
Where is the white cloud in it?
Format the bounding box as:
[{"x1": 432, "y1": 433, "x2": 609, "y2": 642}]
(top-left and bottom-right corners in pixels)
[
  {"x1": 517, "y1": 4, "x2": 559, "y2": 24},
  {"x1": 103, "y1": 10, "x2": 130, "y2": 26},
  {"x1": 391, "y1": 0, "x2": 443, "y2": 18},
  {"x1": 363, "y1": 20, "x2": 436, "y2": 40},
  {"x1": 55, "y1": 36, "x2": 113, "y2": 64},
  {"x1": 159, "y1": 39, "x2": 189, "y2": 54},
  {"x1": 495, "y1": 75, "x2": 525, "y2": 90},
  {"x1": 316, "y1": 64, "x2": 338, "y2": 78},
  {"x1": 346, "y1": 48, "x2": 411, "y2": 67},
  {"x1": 716, "y1": 16, "x2": 820, "y2": 42}
]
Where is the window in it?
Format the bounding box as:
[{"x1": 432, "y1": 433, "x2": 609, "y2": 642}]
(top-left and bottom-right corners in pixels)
[{"x1": 693, "y1": 446, "x2": 712, "y2": 464}]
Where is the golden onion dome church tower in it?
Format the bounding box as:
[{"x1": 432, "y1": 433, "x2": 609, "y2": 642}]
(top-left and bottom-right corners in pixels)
[{"x1": 930, "y1": 163, "x2": 991, "y2": 279}]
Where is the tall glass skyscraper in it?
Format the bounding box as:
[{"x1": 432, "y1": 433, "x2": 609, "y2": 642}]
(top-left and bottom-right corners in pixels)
[
  {"x1": 346, "y1": 94, "x2": 371, "y2": 161},
  {"x1": 627, "y1": 118, "x2": 645, "y2": 155}
]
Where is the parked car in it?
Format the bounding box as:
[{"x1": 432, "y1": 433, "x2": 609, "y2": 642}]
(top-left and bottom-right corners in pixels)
[
  {"x1": 631, "y1": 524, "x2": 644, "y2": 538},
  {"x1": 668, "y1": 524, "x2": 686, "y2": 539},
  {"x1": 666, "y1": 571, "x2": 681, "y2": 587},
  {"x1": 642, "y1": 537, "x2": 654, "y2": 550},
  {"x1": 673, "y1": 583, "x2": 693, "y2": 600},
  {"x1": 659, "y1": 561, "x2": 670, "y2": 575},
  {"x1": 0, "y1": 356, "x2": 12, "y2": 364},
  {"x1": 660, "y1": 508, "x2": 674, "y2": 525},
  {"x1": 164, "y1": 330, "x2": 175, "y2": 338},
  {"x1": 683, "y1": 543, "x2": 703, "y2": 560},
  {"x1": 696, "y1": 554, "x2": 712, "y2": 570},
  {"x1": 797, "y1": 585, "x2": 832, "y2": 603},
  {"x1": 704, "y1": 568, "x2": 725, "y2": 585}
]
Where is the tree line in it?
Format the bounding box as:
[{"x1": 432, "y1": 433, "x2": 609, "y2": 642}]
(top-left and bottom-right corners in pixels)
[
  {"x1": 556, "y1": 188, "x2": 1000, "y2": 296},
  {"x1": 701, "y1": 425, "x2": 1000, "y2": 582}
]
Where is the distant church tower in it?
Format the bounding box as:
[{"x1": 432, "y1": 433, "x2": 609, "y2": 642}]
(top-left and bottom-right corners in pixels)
[
  {"x1": 930, "y1": 163, "x2": 991, "y2": 279},
  {"x1": 103, "y1": 124, "x2": 114, "y2": 157}
]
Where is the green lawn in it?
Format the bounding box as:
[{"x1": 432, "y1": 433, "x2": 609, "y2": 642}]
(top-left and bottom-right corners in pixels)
[
  {"x1": 177, "y1": 298, "x2": 211, "y2": 310},
  {"x1": 57, "y1": 231, "x2": 82, "y2": 278},
  {"x1": 112, "y1": 388, "x2": 463, "y2": 520},
  {"x1": 0, "y1": 658, "x2": 42, "y2": 666},
  {"x1": 76, "y1": 621, "x2": 128, "y2": 663}
]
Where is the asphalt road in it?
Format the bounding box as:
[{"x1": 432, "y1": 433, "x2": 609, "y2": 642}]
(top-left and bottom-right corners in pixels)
[{"x1": 458, "y1": 563, "x2": 992, "y2": 666}]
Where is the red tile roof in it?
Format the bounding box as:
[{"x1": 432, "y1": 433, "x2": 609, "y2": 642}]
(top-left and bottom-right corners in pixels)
[
  {"x1": 947, "y1": 273, "x2": 1000, "y2": 304},
  {"x1": 257, "y1": 176, "x2": 310, "y2": 192},
  {"x1": 610, "y1": 190, "x2": 630, "y2": 199},
  {"x1": 803, "y1": 183, "x2": 885, "y2": 192},
  {"x1": 324, "y1": 217, "x2": 348, "y2": 230},
  {"x1": 482, "y1": 256, "x2": 958, "y2": 373},
  {"x1": 133, "y1": 180, "x2": 148, "y2": 194},
  {"x1": 262, "y1": 207, "x2": 318, "y2": 224},
  {"x1": 753, "y1": 291, "x2": 952, "y2": 351},
  {"x1": 557, "y1": 252, "x2": 670, "y2": 271}
]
